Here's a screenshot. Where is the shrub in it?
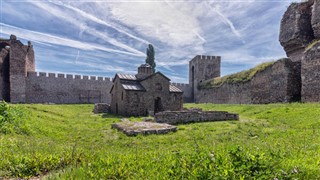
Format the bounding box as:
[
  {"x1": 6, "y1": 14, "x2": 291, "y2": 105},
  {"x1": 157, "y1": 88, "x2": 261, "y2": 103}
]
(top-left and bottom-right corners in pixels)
[{"x1": 0, "y1": 101, "x2": 31, "y2": 134}]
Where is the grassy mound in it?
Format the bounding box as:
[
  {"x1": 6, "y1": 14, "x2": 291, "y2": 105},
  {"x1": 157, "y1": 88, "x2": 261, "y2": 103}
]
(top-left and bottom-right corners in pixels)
[
  {"x1": 199, "y1": 61, "x2": 275, "y2": 89},
  {"x1": 0, "y1": 101, "x2": 31, "y2": 134}
]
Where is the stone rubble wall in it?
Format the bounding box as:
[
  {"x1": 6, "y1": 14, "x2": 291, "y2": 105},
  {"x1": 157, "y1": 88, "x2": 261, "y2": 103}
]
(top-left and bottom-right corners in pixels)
[
  {"x1": 155, "y1": 110, "x2": 239, "y2": 125},
  {"x1": 25, "y1": 72, "x2": 113, "y2": 104}
]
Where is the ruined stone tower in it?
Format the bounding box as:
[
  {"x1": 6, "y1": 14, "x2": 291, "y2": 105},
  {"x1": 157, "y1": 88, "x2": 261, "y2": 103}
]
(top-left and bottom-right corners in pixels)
[
  {"x1": 0, "y1": 35, "x2": 35, "y2": 103},
  {"x1": 189, "y1": 55, "x2": 221, "y2": 102}
]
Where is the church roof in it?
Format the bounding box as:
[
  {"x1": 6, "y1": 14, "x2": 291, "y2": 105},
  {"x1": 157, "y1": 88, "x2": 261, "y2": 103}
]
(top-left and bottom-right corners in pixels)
[
  {"x1": 169, "y1": 85, "x2": 183, "y2": 93},
  {"x1": 112, "y1": 72, "x2": 182, "y2": 93},
  {"x1": 116, "y1": 73, "x2": 137, "y2": 81},
  {"x1": 121, "y1": 81, "x2": 145, "y2": 91}
]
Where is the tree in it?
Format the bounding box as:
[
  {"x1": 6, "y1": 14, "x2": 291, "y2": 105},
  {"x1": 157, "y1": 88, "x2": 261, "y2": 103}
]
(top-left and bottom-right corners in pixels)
[{"x1": 145, "y1": 44, "x2": 156, "y2": 72}]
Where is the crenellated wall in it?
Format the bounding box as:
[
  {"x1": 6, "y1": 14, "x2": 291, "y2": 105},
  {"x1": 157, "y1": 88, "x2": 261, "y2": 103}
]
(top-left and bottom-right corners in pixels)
[{"x1": 25, "y1": 72, "x2": 113, "y2": 104}]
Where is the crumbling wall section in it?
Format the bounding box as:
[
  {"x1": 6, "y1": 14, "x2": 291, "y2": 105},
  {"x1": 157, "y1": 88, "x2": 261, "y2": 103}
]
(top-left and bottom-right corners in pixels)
[
  {"x1": 26, "y1": 72, "x2": 113, "y2": 104},
  {"x1": 279, "y1": 1, "x2": 314, "y2": 62}
]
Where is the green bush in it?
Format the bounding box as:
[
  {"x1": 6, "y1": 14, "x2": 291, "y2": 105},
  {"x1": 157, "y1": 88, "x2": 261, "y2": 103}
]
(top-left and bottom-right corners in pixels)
[{"x1": 0, "y1": 101, "x2": 31, "y2": 134}]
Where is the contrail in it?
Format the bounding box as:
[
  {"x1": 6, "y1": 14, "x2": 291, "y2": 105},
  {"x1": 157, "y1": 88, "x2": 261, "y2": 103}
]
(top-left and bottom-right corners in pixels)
[
  {"x1": 48, "y1": 0, "x2": 151, "y2": 45},
  {"x1": 206, "y1": 1, "x2": 242, "y2": 39}
]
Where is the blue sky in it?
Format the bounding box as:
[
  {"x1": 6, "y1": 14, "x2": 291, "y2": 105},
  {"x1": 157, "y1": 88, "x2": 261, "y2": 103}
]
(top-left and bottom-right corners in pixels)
[{"x1": 0, "y1": 0, "x2": 295, "y2": 83}]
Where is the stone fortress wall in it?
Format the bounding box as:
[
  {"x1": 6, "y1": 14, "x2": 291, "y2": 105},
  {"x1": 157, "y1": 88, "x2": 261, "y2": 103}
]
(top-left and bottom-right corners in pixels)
[
  {"x1": 25, "y1": 72, "x2": 113, "y2": 104},
  {"x1": 0, "y1": 35, "x2": 114, "y2": 104},
  {"x1": 194, "y1": 58, "x2": 300, "y2": 104}
]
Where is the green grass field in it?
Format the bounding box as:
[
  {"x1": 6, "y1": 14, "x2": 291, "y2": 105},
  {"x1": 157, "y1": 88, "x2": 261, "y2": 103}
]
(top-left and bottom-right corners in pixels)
[{"x1": 1, "y1": 103, "x2": 320, "y2": 179}]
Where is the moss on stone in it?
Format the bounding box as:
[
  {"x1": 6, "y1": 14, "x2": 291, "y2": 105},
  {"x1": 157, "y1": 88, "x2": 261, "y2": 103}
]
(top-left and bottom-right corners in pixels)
[{"x1": 199, "y1": 61, "x2": 275, "y2": 89}]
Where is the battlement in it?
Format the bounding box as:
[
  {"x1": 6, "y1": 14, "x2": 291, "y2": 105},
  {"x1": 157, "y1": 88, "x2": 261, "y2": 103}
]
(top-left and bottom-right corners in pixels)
[
  {"x1": 27, "y1": 71, "x2": 113, "y2": 81},
  {"x1": 171, "y1": 82, "x2": 189, "y2": 87},
  {"x1": 191, "y1": 55, "x2": 221, "y2": 62}
]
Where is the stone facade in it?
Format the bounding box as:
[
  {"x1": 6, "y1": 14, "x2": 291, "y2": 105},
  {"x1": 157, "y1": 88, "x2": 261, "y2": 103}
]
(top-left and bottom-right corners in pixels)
[
  {"x1": 155, "y1": 109, "x2": 238, "y2": 125},
  {"x1": 110, "y1": 65, "x2": 183, "y2": 116}
]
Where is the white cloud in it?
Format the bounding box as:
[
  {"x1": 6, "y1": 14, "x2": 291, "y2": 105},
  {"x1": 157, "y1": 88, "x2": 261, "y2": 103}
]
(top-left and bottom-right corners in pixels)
[{"x1": 107, "y1": 1, "x2": 204, "y2": 47}]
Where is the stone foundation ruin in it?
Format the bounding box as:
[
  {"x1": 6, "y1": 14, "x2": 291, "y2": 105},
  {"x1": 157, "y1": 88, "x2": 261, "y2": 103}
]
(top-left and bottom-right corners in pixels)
[
  {"x1": 112, "y1": 120, "x2": 177, "y2": 136},
  {"x1": 155, "y1": 108, "x2": 239, "y2": 125}
]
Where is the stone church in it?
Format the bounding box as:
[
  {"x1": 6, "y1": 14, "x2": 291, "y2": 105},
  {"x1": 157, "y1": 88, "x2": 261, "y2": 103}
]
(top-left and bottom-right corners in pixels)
[{"x1": 110, "y1": 64, "x2": 183, "y2": 116}]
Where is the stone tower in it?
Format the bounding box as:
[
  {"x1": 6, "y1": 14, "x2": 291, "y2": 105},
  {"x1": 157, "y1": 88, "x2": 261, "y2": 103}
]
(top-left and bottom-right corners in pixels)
[
  {"x1": 0, "y1": 35, "x2": 35, "y2": 103},
  {"x1": 189, "y1": 55, "x2": 221, "y2": 102}
]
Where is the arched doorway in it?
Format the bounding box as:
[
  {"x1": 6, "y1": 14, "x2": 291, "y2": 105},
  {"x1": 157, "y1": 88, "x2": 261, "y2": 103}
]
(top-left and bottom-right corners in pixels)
[{"x1": 154, "y1": 97, "x2": 164, "y2": 114}]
